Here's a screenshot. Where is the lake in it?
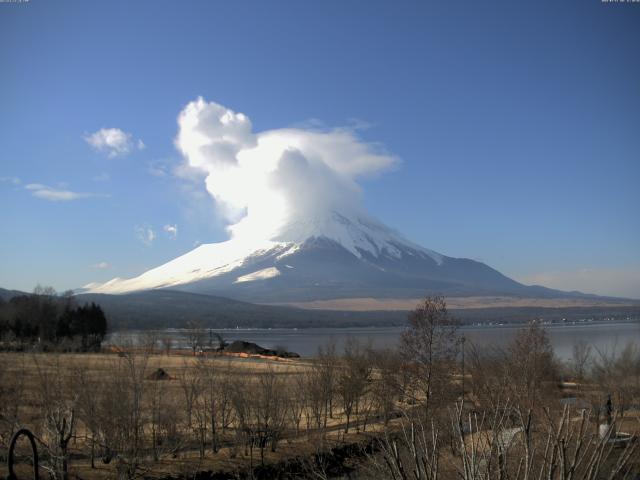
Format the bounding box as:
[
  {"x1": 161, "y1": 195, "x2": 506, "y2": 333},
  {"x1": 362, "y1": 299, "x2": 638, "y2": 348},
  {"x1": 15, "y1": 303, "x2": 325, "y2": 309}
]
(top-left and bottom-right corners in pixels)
[{"x1": 106, "y1": 320, "x2": 640, "y2": 361}]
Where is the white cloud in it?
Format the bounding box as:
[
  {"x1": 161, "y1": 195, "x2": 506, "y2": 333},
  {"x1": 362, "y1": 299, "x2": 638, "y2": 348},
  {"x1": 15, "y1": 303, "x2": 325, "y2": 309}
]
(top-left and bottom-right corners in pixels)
[
  {"x1": 163, "y1": 224, "x2": 178, "y2": 238},
  {"x1": 135, "y1": 224, "x2": 156, "y2": 246},
  {"x1": 517, "y1": 268, "x2": 640, "y2": 300},
  {"x1": 91, "y1": 262, "x2": 111, "y2": 269},
  {"x1": 25, "y1": 183, "x2": 109, "y2": 202},
  {"x1": 84, "y1": 128, "x2": 144, "y2": 158},
  {"x1": 175, "y1": 97, "x2": 398, "y2": 242},
  {"x1": 0, "y1": 176, "x2": 21, "y2": 185}
]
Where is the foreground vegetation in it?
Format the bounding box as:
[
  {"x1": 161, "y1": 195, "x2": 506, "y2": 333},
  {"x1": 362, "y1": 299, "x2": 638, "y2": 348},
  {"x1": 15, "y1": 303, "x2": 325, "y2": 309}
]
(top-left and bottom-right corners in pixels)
[{"x1": 0, "y1": 297, "x2": 638, "y2": 479}]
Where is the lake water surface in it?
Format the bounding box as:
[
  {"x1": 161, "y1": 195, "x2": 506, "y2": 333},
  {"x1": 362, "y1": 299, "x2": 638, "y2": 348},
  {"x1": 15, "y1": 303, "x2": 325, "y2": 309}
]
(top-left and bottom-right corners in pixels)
[{"x1": 107, "y1": 320, "x2": 640, "y2": 361}]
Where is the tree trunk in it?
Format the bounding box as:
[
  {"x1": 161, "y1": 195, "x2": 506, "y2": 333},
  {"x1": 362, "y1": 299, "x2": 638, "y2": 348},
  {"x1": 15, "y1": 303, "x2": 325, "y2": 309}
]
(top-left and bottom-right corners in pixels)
[{"x1": 211, "y1": 416, "x2": 218, "y2": 453}]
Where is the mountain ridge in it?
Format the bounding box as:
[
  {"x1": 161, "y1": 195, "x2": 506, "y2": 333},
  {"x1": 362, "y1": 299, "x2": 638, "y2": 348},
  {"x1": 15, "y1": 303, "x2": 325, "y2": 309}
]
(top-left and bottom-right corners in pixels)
[{"x1": 83, "y1": 209, "x2": 633, "y2": 304}]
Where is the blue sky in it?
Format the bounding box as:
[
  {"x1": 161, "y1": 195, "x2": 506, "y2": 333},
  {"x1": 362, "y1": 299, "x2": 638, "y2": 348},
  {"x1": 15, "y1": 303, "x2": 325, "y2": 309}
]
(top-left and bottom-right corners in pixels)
[{"x1": 1, "y1": 0, "x2": 639, "y2": 297}]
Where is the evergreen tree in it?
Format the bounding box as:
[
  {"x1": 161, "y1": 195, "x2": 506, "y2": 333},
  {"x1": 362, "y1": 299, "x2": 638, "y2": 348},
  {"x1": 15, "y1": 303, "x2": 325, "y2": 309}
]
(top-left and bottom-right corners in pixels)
[{"x1": 0, "y1": 288, "x2": 108, "y2": 351}]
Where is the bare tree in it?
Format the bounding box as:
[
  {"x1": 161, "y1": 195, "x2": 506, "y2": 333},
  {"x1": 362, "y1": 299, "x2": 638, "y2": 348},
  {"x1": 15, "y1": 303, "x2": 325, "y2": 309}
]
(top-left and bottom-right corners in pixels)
[
  {"x1": 571, "y1": 339, "x2": 592, "y2": 381},
  {"x1": 374, "y1": 401, "x2": 638, "y2": 480},
  {"x1": 592, "y1": 342, "x2": 640, "y2": 423},
  {"x1": 614, "y1": 342, "x2": 640, "y2": 416},
  {"x1": 401, "y1": 296, "x2": 459, "y2": 415},
  {"x1": 73, "y1": 362, "x2": 102, "y2": 468},
  {"x1": 316, "y1": 340, "x2": 337, "y2": 424},
  {"x1": 148, "y1": 370, "x2": 181, "y2": 461},
  {"x1": 286, "y1": 369, "x2": 307, "y2": 436},
  {"x1": 212, "y1": 331, "x2": 227, "y2": 350},
  {"x1": 192, "y1": 380, "x2": 208, "y2": 459},
  {"x1": 195, "y1": 356, "x2": 224, "y2": 455},
  {"x1": 304, "y1": 367, "x2": 326, "y2": 432},
  {"x1": 374, "y1": 413, "x2": 441, "y2": 480},
  {"x1": 506, "y1": 322, "x2": 558, "y2": 409},
  {"x1": 185, "y1": 321, "x2": 205, "y2": 355},
  {"x1": 231, "y1": 365, "x2": 287, "y2": 466},
  {"x1": 33, "y1": 355, "x2": 77, "y2": 480},
  {"x1": 467, "y1": 343, "x2": 512, "y2": 413},
  {"x1": 370, "y1": 348, "x2": 403, "y2": 426},
  {"x1": 336, "y1": 338, "x2": 372, "y2": 433},
  {"x1": 217, "y1": 360, "x2": 236, "y2": 435},
  {"x1": 97, "y1": 345, "x2": 151, "y2": 479},
  {"x1": 178, "y1": 359, "x2": 201, "y2": 431}
]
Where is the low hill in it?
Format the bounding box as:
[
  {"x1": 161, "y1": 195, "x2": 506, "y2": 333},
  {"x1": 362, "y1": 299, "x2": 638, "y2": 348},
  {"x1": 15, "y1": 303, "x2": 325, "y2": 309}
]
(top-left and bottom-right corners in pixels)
[
  {"x1": 76, "y1": 290, "x2": 407, "y2": 329},
  {"x1": 76, "y1": 290, "x2": 640, "y2": 330},
  {"x1": 0, "y1": 287, "x2": 26, "y2": 302}
]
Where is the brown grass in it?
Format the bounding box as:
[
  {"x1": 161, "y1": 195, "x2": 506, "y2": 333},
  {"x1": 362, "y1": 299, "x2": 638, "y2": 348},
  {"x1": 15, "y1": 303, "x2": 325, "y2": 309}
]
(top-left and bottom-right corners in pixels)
[
  {"x1": 0, "y1": 350, "x2": 372, "y2": 480},
  {"x1": 267, "y1": 295, "x2": 638, "y2": 311}
]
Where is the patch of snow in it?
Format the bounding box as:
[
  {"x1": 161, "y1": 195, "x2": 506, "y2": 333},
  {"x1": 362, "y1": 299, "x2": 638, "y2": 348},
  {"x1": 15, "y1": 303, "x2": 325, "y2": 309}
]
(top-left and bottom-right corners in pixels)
[
  {"x1": 275, "y1": 243, "x2": 301, "y2": 260},
  {"x1": 234, "y1": 267, "x2": 281, "y2": 283}
]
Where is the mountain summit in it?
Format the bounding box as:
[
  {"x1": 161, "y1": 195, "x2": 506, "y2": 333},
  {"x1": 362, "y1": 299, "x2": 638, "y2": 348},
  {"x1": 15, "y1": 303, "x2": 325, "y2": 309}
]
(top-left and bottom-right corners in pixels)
[{"x1": 85, "y1": 210, "x2": 571, "y2": 303}]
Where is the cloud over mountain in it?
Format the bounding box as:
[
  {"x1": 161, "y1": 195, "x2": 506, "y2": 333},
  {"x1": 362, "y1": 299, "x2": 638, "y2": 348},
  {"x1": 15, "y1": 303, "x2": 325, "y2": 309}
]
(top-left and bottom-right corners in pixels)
[{"x1": 175, "y1": 98, "x2": 398, "y2": 242}]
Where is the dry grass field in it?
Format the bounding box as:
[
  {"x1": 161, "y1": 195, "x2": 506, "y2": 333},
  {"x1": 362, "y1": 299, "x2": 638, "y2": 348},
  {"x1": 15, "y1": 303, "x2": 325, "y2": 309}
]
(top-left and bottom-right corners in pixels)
[
  {"x1": 1, "y1": 314, "x2": 639, "y2": 479},
  {"x1": 271, "y1": 295, "x2": 640, "y2": 311},
  {"x1": 0, "y1": 349, "x2": 391, "y2": 480}
]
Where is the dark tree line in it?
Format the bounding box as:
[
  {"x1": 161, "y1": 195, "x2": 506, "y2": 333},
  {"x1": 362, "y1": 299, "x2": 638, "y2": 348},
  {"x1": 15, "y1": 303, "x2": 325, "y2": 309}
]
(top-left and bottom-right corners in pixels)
[{"x1": 0, "y1": 286, "x2": 107, "y2": 351}]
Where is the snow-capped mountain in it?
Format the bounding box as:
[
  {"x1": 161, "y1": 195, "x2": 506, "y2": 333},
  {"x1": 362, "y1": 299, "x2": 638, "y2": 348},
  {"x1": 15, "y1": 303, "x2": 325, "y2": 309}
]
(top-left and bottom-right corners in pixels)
[{"x1": 85, "y1": 210, "x2": 566, "y2": 303}]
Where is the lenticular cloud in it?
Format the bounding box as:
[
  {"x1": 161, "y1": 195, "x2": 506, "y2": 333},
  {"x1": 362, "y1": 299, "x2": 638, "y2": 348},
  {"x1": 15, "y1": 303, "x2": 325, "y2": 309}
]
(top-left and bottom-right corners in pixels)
[{"x1": 175, "y1": 98, "x2": 398, "y2": 242}]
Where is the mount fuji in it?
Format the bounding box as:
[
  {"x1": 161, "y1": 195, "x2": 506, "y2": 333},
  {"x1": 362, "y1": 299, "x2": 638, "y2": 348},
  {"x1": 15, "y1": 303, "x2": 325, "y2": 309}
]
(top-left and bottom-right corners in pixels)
[
  {"x1": 85, "y1": 209, "x2": 581, "y2": 304},
  {"x1": 82, "y1": 98, "x2": 628, "y2": 310}
]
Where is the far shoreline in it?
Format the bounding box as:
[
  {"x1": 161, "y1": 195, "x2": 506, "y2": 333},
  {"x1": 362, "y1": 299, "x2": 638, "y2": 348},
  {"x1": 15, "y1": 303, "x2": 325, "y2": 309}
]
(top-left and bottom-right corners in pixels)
[
  {"x1": 110, "y1": 317, "x2": 640, "y2": 334},
  {"x1": 105, "y1": 319, "x2": 640, "y2": 361}
]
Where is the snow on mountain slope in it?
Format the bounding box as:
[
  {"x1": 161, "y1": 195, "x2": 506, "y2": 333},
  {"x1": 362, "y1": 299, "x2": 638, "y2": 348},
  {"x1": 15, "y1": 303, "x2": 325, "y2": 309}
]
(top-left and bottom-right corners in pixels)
[
  {"x1": 235, "y1": 267, "x2": 281, "y2": 283},
  {"x1": 85, "y1": 210, "x2": 446, "y2": 295},
  {"x1": 274, "y1": 210, "x2": 444, "y2": 264},
  {"x1": 86, "y1": 238, "x2": 290, "y2": 294},
  {"x1": 87, "y1": 207, "x2": 577, "y2": 304}
]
